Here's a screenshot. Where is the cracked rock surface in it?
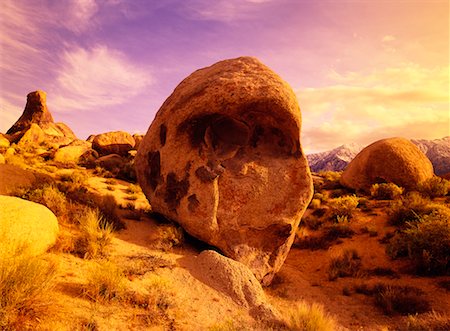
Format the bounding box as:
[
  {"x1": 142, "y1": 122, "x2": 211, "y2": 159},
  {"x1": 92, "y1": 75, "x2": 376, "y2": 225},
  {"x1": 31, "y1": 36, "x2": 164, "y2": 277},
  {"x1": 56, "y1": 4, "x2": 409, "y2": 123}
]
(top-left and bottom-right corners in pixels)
[{"x1": 136, "y1": 57, "x2": 313, "y2": 285}]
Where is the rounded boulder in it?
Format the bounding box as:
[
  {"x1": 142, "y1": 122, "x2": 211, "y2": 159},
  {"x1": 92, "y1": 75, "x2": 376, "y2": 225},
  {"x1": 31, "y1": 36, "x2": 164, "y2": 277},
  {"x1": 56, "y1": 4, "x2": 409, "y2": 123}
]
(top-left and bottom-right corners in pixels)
[
  {"x1": 341, "y1": 137, "x2": 434, "y2": 191},
  {"x1": 0, "y1": 195, "x2": 59, "y2": 255}
]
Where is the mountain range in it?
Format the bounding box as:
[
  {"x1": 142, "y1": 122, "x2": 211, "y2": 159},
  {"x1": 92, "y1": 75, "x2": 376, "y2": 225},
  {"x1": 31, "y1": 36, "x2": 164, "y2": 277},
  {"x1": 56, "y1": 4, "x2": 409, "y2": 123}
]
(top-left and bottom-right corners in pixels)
[{"x1": 307, "y1": 136, "x2": 450, "y2": 176}]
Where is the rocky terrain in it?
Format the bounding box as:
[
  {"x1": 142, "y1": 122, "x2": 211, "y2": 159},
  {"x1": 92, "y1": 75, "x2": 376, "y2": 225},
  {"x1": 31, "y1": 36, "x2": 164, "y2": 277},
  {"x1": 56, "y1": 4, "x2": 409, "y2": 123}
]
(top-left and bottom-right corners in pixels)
[{"x1": 0, "y1": 59, "x2": 449, "y2": 331}]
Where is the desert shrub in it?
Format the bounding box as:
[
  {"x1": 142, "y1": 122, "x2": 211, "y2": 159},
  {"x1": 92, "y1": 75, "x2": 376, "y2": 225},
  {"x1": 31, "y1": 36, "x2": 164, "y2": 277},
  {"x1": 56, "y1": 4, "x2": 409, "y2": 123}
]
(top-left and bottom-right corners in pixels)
[
  {"x1": 97, "y1": 194, "x2": 124, "y2": 230},
  {"x1": 404, "y1": 311, "x2": 450, "y2": 330},
  {"x1": 301, "y1": 216, "x2": 324, "y2": 231},
  {"x1": 60, "y1": 170, "x2": 88, "y2": 186},
  {"x1": 106, "y1": 185, "x2": 115, "y2": 191},
  {"x1": 386, "y1": 211, "x2": 450, "y2": 274},
  {"x1": 319, "y1": 171, "x2": 341, "y2": 183},
  {"x1": 329, "y1": 195, "x2": 359, "y2": 220},
  {"x1": 286, "y1": 301, "x2": 336, "y2": 331},
  {"x1": 123, "y1": 254, "x2": 174, "y2": 277},
  {"x1": 154, "y1": 224, "x2": 184, "y2": 250},
  {"x1": 313, "y1": 192, "x2": 324, "y2": 201},
  {"x1": 104, "y1": 178, "x2": 117, "y2": 185},
  {"x1": 126, "y1": 194, "x2": 139, "y2": 201},
  {"x1": 295, "y1": 223, "x2": 354, "y2": 250},
  {"x1": 20, "y1": 184, "x2": 67, "y2": 216},
  {"x1": 328, "y1": 249, "x2": 362, "y2": 280},
  {"x1": 419, "y1": 176, "x2": 450, "y2": 198},
  {"x1": 355, "y1": 283, "x2": 430, "y2": 315},
  {"x1": 370, "y1": 183, "x2": 404, "y2": 200},
  {"x1": 0, "y1": 241, "x2": 57, "y2": 329},
  {"x1": 84, "y1": 261, "x2": 126, "y2": 302},
  {"x1": 388, "y1": 192, "x2": 450, "y2": 226},
  {"x1": 76, "y1": 207, "x2": 114, "y2": 259},
  {"x1": 308, "y1": 199, "x2": 321, "y2": 209},
  {"x1": 127, "y1": 184, "x2": 141, "y2": 194},
  {"x1": 360, "y1": 226, "x2": 378, "y2": 237}
]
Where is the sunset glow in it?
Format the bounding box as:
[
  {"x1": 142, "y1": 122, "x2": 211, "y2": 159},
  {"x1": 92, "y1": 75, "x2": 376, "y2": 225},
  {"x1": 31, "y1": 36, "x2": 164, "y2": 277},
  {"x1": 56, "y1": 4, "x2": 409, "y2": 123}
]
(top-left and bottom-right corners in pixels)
[{"x1": 1, "y1": 0, "x2": 448, "y2": 153}]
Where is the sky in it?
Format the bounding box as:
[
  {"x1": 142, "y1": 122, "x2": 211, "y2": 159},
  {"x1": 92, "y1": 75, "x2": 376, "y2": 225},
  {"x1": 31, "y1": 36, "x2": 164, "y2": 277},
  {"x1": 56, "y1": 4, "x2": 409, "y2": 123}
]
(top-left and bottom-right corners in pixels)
[{"x1": 1, "y1": 0, "x2": 449, "y2": 153}]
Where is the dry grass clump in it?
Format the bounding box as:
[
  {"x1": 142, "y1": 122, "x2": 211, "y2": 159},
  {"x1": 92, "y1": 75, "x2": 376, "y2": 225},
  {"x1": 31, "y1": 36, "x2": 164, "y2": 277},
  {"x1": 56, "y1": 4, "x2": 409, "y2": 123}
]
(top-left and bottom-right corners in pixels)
[
  {"x1": 354, "y1": 283, "x2": 430, "y2": 315},
  {"x1": 286, "y1": 301, "x2": 336, "y2": 331},
  {"x1": 0, "y1": 241, "x2": 57, "y2": 329},
  {"x1": 84, "y1": 261, "x2": 126, "y2": 302},
  {"x1": 419, "y1": 176, "x2": 450, "y2": 198},
  {"x1": 387, "y1": 211, "x2": 450, "y2": 275},
  {"x1": 328, "y1": 195, "x2": 359, "y2": 220},
  {"x1": 123, "y1": 254, "x2": 174, "y2": 278},
  {"x1": 328, "y1": 249, "x2": 362, "y2": 280},
  {"x1": 75, "y1": 207, "x2": 114, "y2": 259},
  {"x1": 403, "y1": 311, "x2": 450, "y2": 330},
  {"x1": 370, "y1": 183, "x2": 404, "y2": 200}
]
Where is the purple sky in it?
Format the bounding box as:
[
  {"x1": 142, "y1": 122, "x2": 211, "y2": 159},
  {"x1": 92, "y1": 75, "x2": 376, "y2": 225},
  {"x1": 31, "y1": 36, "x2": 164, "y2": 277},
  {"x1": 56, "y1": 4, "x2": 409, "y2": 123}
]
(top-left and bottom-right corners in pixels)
[{"x1": 1, "y1": 0, "x2": 448, "y2": 153}]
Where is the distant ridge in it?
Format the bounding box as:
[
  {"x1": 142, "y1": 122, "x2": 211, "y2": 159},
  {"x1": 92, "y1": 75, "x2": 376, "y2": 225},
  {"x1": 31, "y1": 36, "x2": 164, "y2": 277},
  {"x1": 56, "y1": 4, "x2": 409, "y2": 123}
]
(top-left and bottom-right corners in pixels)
[{"x1": 307, "y1": 137, "x2": 450, "y2": 175}]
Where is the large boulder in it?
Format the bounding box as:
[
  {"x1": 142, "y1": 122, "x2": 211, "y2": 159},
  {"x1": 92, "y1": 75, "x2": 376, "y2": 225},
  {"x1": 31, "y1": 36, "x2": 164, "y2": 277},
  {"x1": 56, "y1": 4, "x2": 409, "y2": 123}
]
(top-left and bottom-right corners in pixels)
[
  {"x1": 0, "y1": 134, "x2": 10, "y2": 149},
  {"x1": 136, "y1": 57, "x2": 313, "y2": 285},
  {"x1": 6, "y1": 90, "x2": 76, "y2": 147},
  {"x1": 95, "y1": 154, "x2": 125, "y2": 171},
  {"x1": 0, "y1": 195, "x2": 59, "y2": 255},
  {"x1": 92, "y1": 131, "x2": 135, "y2": 156},
  {"x1": 195, "y1": 250, "x2": 281, "y2": 322},
  {"x1": 341, "y1": 137, "x2": 434, "y2": 191},
  {"x1": 0, "y1": 164, "x2": 37, "y2": 195},
  {"x1": 54, "y1": 144, "x2": 95, "y2": 164}
]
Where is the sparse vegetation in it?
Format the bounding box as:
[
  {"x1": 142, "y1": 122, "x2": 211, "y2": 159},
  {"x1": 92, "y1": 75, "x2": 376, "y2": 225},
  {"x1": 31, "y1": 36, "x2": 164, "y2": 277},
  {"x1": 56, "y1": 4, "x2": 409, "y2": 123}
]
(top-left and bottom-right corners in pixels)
[
  {"x1": 419, "y1": 176, "x2": 450, "y2": 198},
  {"x1": 296, "y1": 223, "x2": 354, "y2": 250},
  {"x1": 328, "y1": 195, "x2": 359, "y2": 220},
  {"x1": 370, "y1": 183, "x2": 404, "y2": 200},
  {"x1": 355, "y1": 283, "x2": 430, "y2": 315},
  {"x1": 60, "y1": 170, "x2": 89, "y2": 186},
  {"x1": 127, "y1": 184, "x2": 141, "y2": 194},
  {"x1": 404, "y1": 311, "x2": 450, "y2": 330},
  {"x1": 328, "y1": 249, "x2": 362, "y2": 280},
  {"x1": 75, "y1": 207, "x2": 114, "y2": 259},
  {"x1": 387, "y1": 211, "x2": 450, "y2": 275},
  {"x1": 388, "y1": 192, "x2": 450, "y2": 226},
  {"x1": 0, "y1": 241, "x2": 57, "y2": 329},
  {"x1": 286, "y1": 301, "x2": 336, "y2": 331},
  {"x1": 84, "y1": 261, "x2": 126, "y2": 302},
  {"x1": 20, "y1": 184, "x2": 67, "y2": 216},
  {"x1": 154, "y1": 223, "x2": 184, "y2": 250}
]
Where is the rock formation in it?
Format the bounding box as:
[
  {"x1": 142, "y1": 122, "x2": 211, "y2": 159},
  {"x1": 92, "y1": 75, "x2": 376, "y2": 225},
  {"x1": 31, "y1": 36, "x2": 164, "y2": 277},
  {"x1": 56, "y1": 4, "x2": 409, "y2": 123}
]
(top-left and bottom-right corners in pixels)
[
  {"x1": 340, "y1": 137, "x2": 434, "y2": 191},
  {"x1": 92, "y1": 131, "x2": 135, "y2": 156},
  {"x1": 6, "y1": 90, "x2": 76, "y2": 146},
  {"x1": 195, "y1": 250, "x2": 281, "y2": 322},
  {"x1": 136, "y1": 57, "x2": 313, "y2": 285},
  {"x1": 0, "y1": 195, "x2": 59, "y2": 255}
]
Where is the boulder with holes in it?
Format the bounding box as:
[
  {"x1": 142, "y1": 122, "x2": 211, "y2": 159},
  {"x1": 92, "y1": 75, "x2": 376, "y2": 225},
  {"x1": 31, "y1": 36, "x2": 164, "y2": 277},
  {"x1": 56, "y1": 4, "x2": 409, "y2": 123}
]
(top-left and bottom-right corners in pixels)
[{"x1": 136, "y1": 57, "x2": 313, "y2": 285}]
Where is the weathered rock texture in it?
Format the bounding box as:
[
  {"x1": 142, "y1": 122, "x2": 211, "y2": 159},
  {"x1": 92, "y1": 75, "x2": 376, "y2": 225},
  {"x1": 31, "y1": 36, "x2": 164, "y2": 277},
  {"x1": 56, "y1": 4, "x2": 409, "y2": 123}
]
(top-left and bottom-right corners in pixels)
[
  {"x1": 341, "y1": 137, "x2": 434, "y2": 191},
  {"x1": 0, "y1": 164, "x2": 37, "y2": 195},
  {"x1": 0, "y1": 195, "x2": 59, "y2": 255},
  {"x1": 195, "y1": 250, "x2": 281, "y2": 322},
  {"x1": 92, "y1": 131, "x2": 135, "y2": 156},
  {"x1": 6, "y1": 90, "x2": 76, "y2": 146},
  {"x1": 136, "y1": 57, "x2": 313, "y2": 285}
]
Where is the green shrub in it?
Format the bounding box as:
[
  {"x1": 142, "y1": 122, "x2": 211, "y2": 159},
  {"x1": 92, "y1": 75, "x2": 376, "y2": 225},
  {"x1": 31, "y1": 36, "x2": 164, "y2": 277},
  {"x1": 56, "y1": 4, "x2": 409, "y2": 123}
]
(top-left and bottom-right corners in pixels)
[
  {"x1": 388, "y1": 192, "x2": 450, "y2": 226},
  {"x1": 286, "y1": 301, "x2": 336, "y2": 331},
  {"x1": 419, "y1": 176, "x2": 450, "y2": 198},
  {"x1": 0, "y1": 242, "x2": 57, "y2": 329},
  {"x1": 329, "y1": 195, "x2": 359, "y2": 220},
  {"x1": 386, "y1": 211, "x2": 450, "y2": 274},
  {"x1": 328, "y1": 249, "x2": 362, "y2": 280},
  {"x1": 370, "y1": 183, "x2": 404, "y2": 200}
]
